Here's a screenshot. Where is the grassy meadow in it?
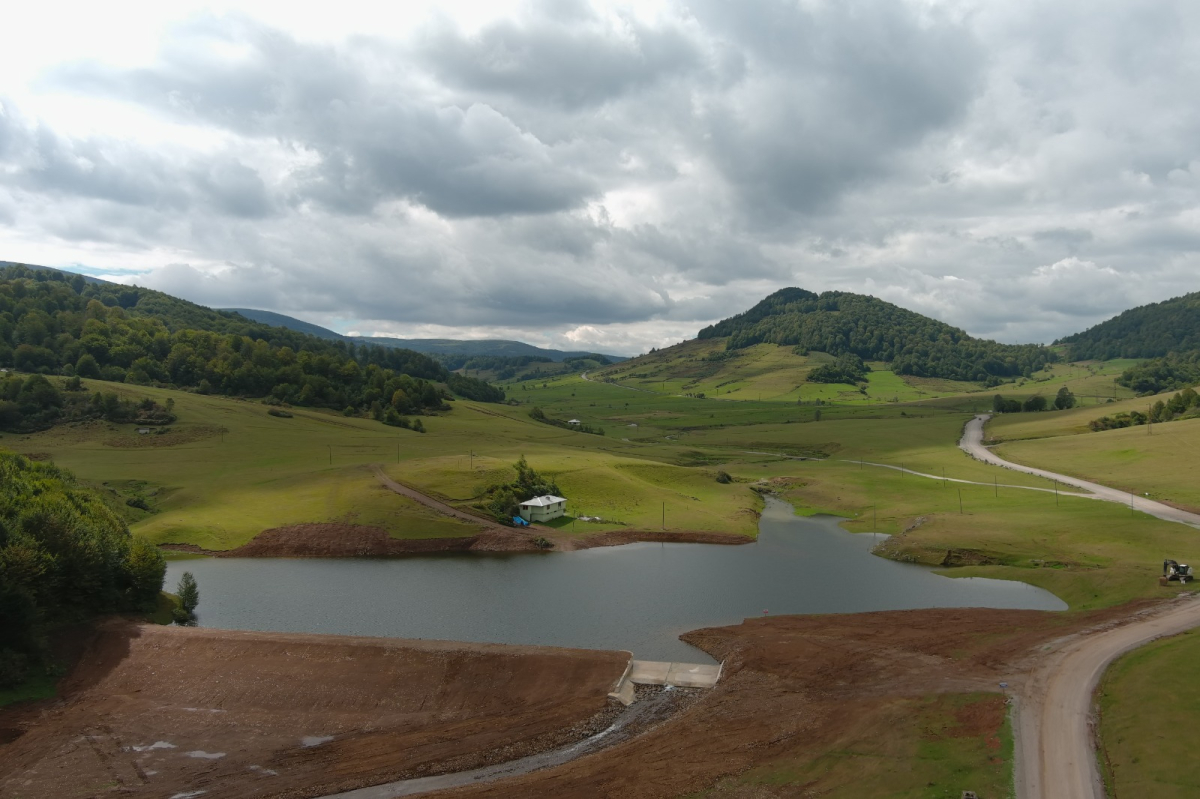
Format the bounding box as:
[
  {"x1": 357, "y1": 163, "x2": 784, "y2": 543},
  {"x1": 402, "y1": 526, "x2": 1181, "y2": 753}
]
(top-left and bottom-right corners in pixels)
[
  {"x1": 1097, "y1": 627, "x2": 1200, "y2": 798},
  {"x1": 702, "y1": 692, "x2": 1014, "y2": 799},
  {"x1": 3, "y1": 348, "x2": 1196, "y2": 612}
]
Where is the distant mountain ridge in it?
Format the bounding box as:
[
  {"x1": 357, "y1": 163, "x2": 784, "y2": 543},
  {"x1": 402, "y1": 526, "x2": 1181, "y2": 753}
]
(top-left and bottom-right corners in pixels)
[
  {"x1": 1057, "y1": 291, "x2": 1200, "y2": 360},
  {"x1": 225, "y1": 308, "x2": 626, "y2": 363},
  {"x1": 697, "y1": 287, "x2": 1055, "y2": 382}
]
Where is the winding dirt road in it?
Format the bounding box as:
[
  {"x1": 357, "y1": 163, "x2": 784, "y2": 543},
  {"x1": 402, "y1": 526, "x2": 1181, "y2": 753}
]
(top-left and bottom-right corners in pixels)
[
  {"x1": 960, "y1": 414, "x2": 1200, "y2": 528},
  {"x1": 1015, "y1": 595, "x2": 1200, "y2": 799}
]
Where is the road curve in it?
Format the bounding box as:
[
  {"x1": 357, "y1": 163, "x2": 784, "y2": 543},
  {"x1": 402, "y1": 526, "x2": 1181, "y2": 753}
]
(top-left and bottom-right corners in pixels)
[
  {"x1": 1015, "y1": 595, "x2": 1200, "y2": 799},
  {"x1": 960, "y1": 414, "x2": 1200, "y2": 529}
]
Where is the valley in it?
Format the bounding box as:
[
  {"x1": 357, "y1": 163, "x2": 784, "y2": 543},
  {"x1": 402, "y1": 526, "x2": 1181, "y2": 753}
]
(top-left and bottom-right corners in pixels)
[{"x1": 3, "y1": 270, "x2": 1200, "y2": 798}]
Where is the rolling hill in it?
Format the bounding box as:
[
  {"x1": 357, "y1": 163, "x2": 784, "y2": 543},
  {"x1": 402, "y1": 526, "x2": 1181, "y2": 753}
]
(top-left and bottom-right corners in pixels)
[
  {"x1": 226, "y1": 308, "x2": 626, "y2": 363},
  {"x1": 1057, "y1": 291, "x2": 1200, "y2": 360},
  {"x1": 698, "y1": 288, "x2": 1055, "y2": 382},
  {"x1": 0, "y1": 263, "x2": 505, "y2": 431}
]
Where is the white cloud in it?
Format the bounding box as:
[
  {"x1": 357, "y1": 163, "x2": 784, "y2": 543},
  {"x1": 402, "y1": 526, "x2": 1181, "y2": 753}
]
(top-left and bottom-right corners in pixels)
[{"x1": 1, "y1": 0, "x2": 1199, "y2": 352}]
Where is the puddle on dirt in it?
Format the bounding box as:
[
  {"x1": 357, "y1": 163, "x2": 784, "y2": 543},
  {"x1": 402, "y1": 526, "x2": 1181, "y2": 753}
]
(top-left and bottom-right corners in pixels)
[{"x1": 166, "y1": 497, "x2": 1065, "y2": 662}]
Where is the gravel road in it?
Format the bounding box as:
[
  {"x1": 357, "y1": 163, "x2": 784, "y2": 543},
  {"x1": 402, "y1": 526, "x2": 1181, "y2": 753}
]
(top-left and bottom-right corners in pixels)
[
  {"x1": 960, "y1": 414, "x2": 1200, "y2": 528},
  {"x1": 1014, "y1": 596, "x2": 1200, "y2": 798}
]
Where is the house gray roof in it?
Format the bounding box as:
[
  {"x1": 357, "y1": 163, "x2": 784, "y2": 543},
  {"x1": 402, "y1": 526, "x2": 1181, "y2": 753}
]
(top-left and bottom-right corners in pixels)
[{"x1": 519, "y1": 495, "x2": 567, "y2": 507}]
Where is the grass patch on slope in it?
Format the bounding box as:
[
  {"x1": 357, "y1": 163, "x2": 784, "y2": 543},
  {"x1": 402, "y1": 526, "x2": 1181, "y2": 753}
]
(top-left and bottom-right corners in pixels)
[
  {"x1": 756, "y1": 458, "x2": 1199, "y2": 609},
  {"x1": 1097, "y1": 627, "x2": 1200, "y2": 798},
  {"x1": 703, "y1": 692, "x2": 1012, "y2": 799}
]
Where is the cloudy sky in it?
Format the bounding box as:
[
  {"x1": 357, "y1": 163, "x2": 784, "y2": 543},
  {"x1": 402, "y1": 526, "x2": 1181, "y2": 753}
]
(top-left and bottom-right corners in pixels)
[{"x1": 2, "y1": 0, "x2": 1198, "y2": 355}]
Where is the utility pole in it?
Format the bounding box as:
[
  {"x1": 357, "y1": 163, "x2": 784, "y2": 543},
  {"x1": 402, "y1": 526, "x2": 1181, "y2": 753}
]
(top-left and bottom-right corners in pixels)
[
  {"x1": 958, "y1": 489, "x2": 963, "y2": 514},
  {"x1": 662, "y1": 502, "x2": 665, "y2": 530},
  {"x1": 994, "y1": 476, "x2": 998, "y2": 498},
  {"x1": 328, "y1": 445, "x2": 332, "y2": 465},
  {"x1": 1054, "y1": 480, "x2": 1058, "y2": 506}
]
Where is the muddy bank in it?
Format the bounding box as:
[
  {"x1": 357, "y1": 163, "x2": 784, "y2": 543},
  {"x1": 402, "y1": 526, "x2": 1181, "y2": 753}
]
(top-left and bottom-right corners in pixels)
[
  {"x1": 161, "y1": 523, "x2": 755, "y2": 558},
  {"x1": 565, "y1": 529, "x2": 754, "y2": 550},
  {"x1": 3, "y1": 604, "x2": 1167, "y2": 799},
  {"x1": 436, "y1": 602, "x2": 1160, "y2": 798},
  {"x1": 0, "y1": 623, "x2": 629, "y2": 799}
]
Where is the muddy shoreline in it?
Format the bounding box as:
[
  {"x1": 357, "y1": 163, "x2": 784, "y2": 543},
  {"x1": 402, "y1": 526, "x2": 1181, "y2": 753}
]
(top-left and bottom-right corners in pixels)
[
  {"x1": 159, "y1": 522, "x2": 755, "y2": 558},
  {"x1": 2, "y1": 603, "x2": 1170, "y2": 799}
]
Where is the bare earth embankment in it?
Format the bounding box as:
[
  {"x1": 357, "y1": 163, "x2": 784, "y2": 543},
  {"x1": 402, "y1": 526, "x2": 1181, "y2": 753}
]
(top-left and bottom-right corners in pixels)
[
  {"x1": 0, "y1": 623, "x2": 628, "y2": 799},
  {"x1": 5, "y1": 603, "x2": 1185, "y2": 799}
]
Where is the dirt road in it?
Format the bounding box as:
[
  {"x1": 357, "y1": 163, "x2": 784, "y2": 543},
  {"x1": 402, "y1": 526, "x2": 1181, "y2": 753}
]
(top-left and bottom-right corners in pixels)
[
  {"x1": 372, "y1": 467, "x2": 505, "y2": 529},
  {"x1": 1015, "y1": 595, "x2": 1200, "y2": 799},
  {"x1": 960, "y1": 414, "x2": 1200, "y2": 528}
]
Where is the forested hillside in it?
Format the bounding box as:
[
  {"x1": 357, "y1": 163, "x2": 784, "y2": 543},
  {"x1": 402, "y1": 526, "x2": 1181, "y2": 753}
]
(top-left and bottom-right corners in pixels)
[
  {"x1": 0, "y1": 265, "x2": 504, "y2": 427},
  {"x1": 0, "y1": 452, "x2": 165, "y2": 687},
  {"x1": 698, "y1": 288, "x2": 1055, "y2": 382},
  {"x1": 1058, "y1": 291, "x2": 1200, "y2": 360}
]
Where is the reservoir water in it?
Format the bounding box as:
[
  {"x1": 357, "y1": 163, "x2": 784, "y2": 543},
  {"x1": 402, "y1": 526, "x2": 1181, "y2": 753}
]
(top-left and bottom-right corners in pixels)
[{"x1": 165, "y1": 498, "x2": 1065, "y2": 662}]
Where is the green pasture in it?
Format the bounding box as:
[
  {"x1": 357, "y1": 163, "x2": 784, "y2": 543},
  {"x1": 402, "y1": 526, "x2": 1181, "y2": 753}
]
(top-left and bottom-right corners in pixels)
[
  {"x1": 586, "y1": 341, "x2": 986, "y2": 405},
  {"x1": 749, "y1": 457, "x2": 1200, "y2": 609},
  {"x1": 1097, "y1": 627, "x2": 1200, "y2": 798},
  {"x1": 703, "y1": 692, "x2": 1013, "y2": 799},
  {"x1": 993, "y1": 418, "x2": 1200, "y2": 513},
  {"x1": 0, "y1": 378, "x2": 762, "y2": 549},
  {"x1": 4, "y1": 354, "x2": 1194, "y2": 609}
]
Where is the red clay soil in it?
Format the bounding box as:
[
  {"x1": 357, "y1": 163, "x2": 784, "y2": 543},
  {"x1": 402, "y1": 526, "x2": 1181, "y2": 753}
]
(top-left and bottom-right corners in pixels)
[
  {"x1": 439, "y1": 602, "x2": 1160, "y2": 799},
  {"x1": 567, "y1": 529, "x2": 753, "y2": 550},
  {"x1": 0, "y1": 623, "x2": 629, "y2": 799},
  {"x1": 4, "y1": 604, "x2": 1167, "y2": 799}
]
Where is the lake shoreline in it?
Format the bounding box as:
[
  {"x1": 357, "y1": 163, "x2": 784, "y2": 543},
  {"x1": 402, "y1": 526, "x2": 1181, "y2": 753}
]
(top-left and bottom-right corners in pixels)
[{"x1": 158, "y1": 522, "x2": 756, "y2": 558}]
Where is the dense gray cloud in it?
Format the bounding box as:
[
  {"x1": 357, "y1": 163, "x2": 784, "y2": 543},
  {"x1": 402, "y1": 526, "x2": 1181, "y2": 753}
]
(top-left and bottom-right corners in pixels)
[{"x1": 2, "y1": 0, "x2": 1200, "y2": 355}]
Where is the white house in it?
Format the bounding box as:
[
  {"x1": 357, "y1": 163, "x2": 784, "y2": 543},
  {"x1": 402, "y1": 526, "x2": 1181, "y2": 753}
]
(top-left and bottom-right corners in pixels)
[
  {"x1": 519, "y1": 495, "x2": 567, "y2": 523},
  {"x1": 567, "y1": 419, "x2": 581, "y2": 425}
]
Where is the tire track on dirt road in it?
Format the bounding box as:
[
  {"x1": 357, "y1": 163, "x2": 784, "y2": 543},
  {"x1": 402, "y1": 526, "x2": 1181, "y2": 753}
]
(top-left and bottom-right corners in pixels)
[
  {"x1": 961, "y1": 414, "x2": 1200, "y2": 529},
  {"x1": 1014, "y1": 595, "x2": 1200, "y2": 799}
]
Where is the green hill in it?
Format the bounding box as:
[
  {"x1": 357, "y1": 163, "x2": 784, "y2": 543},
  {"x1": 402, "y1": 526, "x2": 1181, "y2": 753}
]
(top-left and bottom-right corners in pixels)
[
  {"x1": 1058, "y1": 291, "x2": 1200, "y2": 360},
  {"x1": 697, "y1": 288, "x2": 1055, "y2": 382},
  {"x1": 0, "y1": 264, "x2": 504, "y2": 432},
  {"x1": 224, "y1": 307, "x2": 627, "y2": 363}
]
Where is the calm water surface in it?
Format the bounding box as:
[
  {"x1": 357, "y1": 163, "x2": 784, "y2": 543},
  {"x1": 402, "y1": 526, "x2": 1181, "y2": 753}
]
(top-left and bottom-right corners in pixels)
[{"x1": 166, "y1": 498, "x2": 1065, "y2": 662}]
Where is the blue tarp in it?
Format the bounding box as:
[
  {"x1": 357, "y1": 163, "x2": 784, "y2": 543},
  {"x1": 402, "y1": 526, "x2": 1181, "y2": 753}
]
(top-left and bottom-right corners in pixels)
[{"x1": 512, "y1": 516, "x2": 529, "y2": 526}]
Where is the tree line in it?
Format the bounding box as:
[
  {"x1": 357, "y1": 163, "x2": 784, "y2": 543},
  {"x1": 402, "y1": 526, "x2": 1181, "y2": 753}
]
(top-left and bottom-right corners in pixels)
[
  {"x1": 698, "y1": 288, "x2": 1057, "y2": 382},
  {"x1": 0, "y1": 265, "x2": 504, "y2": 424},
  {"x1": 0, "y1": 373, "x2": 177, "y2": 433},
  {"x1": 0, "y1": 452, "x2": 165, "y2": 687},
  {"x1": 1090, "y1": 387, "x2": 1199, "y2": 431},
  {"x1": 992, "y1": 386, "x2": 1076, "y2": 413},
  {"x1": 1115, "y1": 354, "x2": 1200, "y2": 394}
]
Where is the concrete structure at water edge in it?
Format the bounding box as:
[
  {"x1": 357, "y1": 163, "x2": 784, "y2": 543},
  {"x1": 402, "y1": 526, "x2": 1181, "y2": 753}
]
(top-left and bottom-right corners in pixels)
[{"x1": 519, "y1": 495, "x2": 567, "y2": 522}]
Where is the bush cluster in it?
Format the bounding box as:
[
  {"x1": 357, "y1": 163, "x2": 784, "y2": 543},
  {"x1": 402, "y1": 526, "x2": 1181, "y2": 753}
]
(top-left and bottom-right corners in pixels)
[{"x1": 0, "y1": 452, "x2": 165, "y2": 687}]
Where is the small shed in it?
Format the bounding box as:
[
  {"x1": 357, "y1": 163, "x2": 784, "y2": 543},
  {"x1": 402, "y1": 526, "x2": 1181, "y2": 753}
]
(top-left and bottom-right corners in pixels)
[
  {"x1": 137, "y1": 428, "x2": 151, "y2": 435},
  {"x1": 519, "y1": 495, "x2": 567, "y2": 523},
  {"x1": 567, "y1": 419, "x2": 581, "y2": 425}
]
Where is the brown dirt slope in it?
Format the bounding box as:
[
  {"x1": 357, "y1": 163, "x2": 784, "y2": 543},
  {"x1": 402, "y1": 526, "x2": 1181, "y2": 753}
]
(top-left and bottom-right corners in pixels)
[
  {"x1": 443, "y1": 603, "x2": 1156, "y2": 798},
  {"x1": 0, "y1": 623, "x2": 628, "y2": 799}
]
